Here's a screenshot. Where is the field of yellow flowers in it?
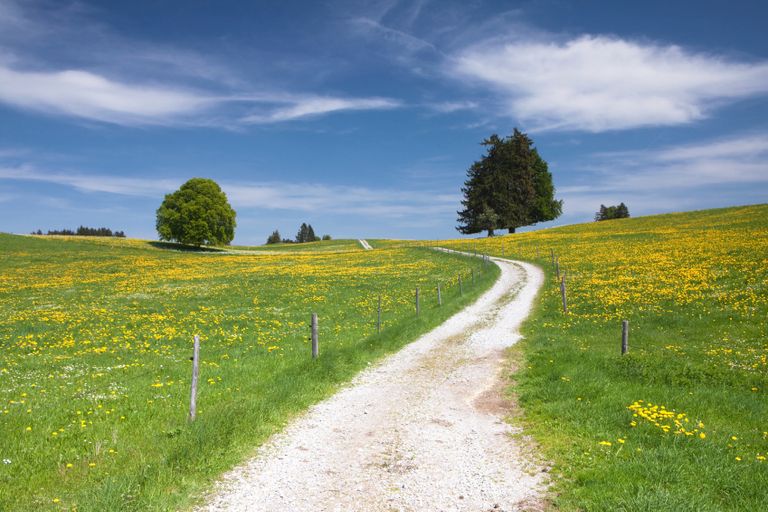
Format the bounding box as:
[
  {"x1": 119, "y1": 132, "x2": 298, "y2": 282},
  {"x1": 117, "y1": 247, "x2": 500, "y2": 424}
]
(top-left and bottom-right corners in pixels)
[
  {"x1": 440, "y1": 204, "x2": 768, "y2": 510},
  {"x1": 0, "y1": 234, "x2": 497, "y2": 511}
]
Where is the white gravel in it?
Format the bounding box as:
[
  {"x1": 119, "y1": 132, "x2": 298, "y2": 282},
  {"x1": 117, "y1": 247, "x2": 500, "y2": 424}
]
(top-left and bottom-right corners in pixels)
[{"x1": 201, "y1": 256, "x2": 546, "y2": 512}]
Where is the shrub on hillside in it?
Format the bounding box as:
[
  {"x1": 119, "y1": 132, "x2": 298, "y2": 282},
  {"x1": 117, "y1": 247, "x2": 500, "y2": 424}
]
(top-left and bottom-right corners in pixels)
[{"x1": 595, "y1": 203, "x2": 630, "y2": 221}]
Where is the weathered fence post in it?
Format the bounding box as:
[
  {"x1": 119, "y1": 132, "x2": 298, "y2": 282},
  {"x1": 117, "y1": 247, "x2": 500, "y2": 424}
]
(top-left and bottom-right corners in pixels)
[
  {"x1": 536, "y1": 244, "x2": 540, "y2": 258},
  {"x1": 189, "y1": 335, "x2": 200, "y2": 422},
  {"x1": 437, "y1": 282, "x2": 442, "y2": 306},
  {"x1": 471, "y1": 268, "x2": 475, "y2": 284},
  {"x1": 377, "y1": 295, "x2": 382, "y2": 334},
  {"x1": 621, "y1": 320, "x2": 629, "y2": 355},
  {"x1": 550, "y1": 248, "x2": 555, "y2": 269},
  {"x1": 501, "y1": 243, "x2": 505, "y2": 257},
  {"x1": 560, "y1": 272, "x2": 568, "y2": 314},
  {"x1": 458, "y1": 273, "x2": 463, "y2": 295},
  {"x1": 311, "y1": 313, "x2": 319, "y2": 358},
  {"x1": 555, "y1": 256, "x2": 560, "y2": 280},
  {"x1": 415, "y1": 287, "x2": 420, "y2": 316}
]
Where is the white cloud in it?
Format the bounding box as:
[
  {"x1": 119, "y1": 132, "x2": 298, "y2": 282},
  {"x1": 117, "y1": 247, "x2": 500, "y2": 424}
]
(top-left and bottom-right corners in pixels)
[
  {"x1": 0, "y1": 165, "x2": 180, "y2": 196},
  {"x1": 0, "y1": 65, "x2": 213, "y2": 125},
  {"x1": 452, "y1": 35, "x2": 768, "y2": 131},
  {"x1": 0, "y1": 165, "x2": 457, "y2": 220},
  {"x1": 587, "y1": 133, "x2": 768, "y2": 189},
  {"x1": 0, "y1": 1, "x2": 401, "y2": 127},
  {"x1": 241, "y1": 96, "x2": 400, "y2": 123},
  {"x1": 556, "y1": 132, "x2": 768, "y2": 218},
  {"x1": 426, "y1": 100, "x2": 478, "y2": 113},
  {"x1": 0, "y1": 63, "x2": 401, "y2": 126},
  {"x1": 226, "y1": 181, "x2": 457, "y2": 218},
  {"x1": 350, "y1": 17, "x2": 438, "y2": 54}
]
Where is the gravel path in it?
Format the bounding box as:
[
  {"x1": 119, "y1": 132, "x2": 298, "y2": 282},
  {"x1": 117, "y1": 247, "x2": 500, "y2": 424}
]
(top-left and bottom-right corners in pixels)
[{"x1": 201, "y1": 256, "x2": 546, "y2": 512}]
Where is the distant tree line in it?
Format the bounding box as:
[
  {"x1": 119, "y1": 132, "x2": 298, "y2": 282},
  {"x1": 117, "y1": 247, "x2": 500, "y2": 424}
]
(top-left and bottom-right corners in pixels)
[
  {"x1": 32, "y1": 226, "x2": 126, "y2": 237},
  {"x1": 266, "y1": 223, "x2": 331, "y2": 244},
  {"x1": 595, "y1": 203, "x2": 630, "y2": 221}
]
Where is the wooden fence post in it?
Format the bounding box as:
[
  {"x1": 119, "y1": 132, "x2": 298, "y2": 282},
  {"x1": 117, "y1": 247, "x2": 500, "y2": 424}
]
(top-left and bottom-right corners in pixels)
[
  {"x1": 189, "y1": 335, "x2": 200, "y2": 422},
  {"x1": 311, "y1": 313, "x2": 319, "y2": 358},
  {"x1": 437, "y1": 282, "x2": 442, "y2": 306},
  {"x1": 621, "y1": 320, "x2": 629, "y2": 355},
  {"x1": 501, "y1": 243, "x2": 505, "y2": 257},
  {"x1": 415, "y1": 287, "x2": 420, "y2": 316},
  {"x1": 560, "y1": 272, "x2": 568, "y2": 314},
  {"x1": 471, "y1": 268, "x2": 475, "y2": 284},
  {"x1": 555, "y1": 256, "x2": 560, "y2": 280},
  {"x1": 550, "y1": 248, "x2": 555, "y2": 269},
  {"x1": 377, "y1": 295, "x2": 382, "y2": 334},
  {"x1": 458, "y1": 273, "x2": 463, "y2": 295}
]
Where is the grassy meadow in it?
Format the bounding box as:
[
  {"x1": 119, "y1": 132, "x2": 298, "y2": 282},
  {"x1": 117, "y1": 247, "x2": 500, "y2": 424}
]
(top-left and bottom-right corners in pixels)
[
  {"x1": 440, "y1": 204, "x2": 768, "y2": 510},
  {"x1": 0, "y1": 234, "x2": 498, "y2": 511},
  {"x1": 228, "y1": 238, "x2": 365, "y2": 252}
]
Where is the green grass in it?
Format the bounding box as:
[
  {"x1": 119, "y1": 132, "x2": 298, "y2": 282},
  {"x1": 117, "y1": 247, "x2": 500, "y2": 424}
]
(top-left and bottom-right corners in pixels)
[
  {"x1": 0, "y1": 234, "x2": 498, "y2": 511},
  {"x1": 440, "y1": 204, "x2": 768, "y2": 510},
  {"x1": 227, "y1": 238, "x2": 364, "y2": 252}
]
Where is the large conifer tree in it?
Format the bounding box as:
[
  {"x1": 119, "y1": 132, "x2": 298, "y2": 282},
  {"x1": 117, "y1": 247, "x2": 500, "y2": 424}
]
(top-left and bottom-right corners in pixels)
[{"x1": 457, "y1": 129, "x2": 562, "y2": 236}]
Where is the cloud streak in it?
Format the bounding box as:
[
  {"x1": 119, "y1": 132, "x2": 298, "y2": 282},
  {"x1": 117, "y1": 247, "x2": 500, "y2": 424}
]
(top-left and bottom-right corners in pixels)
[
  {"x1": 0, "y1": 66, "x2": 212, "y2": 125},
  {"x1": 556, "y1": 132, "x2": 768, "y2": 216},
  {"x1": 0, "y1": 165, "x2": 457, "y2": 220},
  {"x1": 452, "y1": 35, "x2": 768, "y2": 131},
  {"x1": 0, "y1": 63, "x2": 400, "y2": 126},
  {"x1": 241, "y1": 96, "x2": 400, "y2": 123},
  {"x1": 0, "y1": 1, "x2": 401, "y2": 127}
]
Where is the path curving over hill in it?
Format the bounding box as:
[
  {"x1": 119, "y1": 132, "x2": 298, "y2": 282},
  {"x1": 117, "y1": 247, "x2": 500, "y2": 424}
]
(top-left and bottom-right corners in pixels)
[{"x1": 201, "y1": 256, "x2": 546, "y2": 511}]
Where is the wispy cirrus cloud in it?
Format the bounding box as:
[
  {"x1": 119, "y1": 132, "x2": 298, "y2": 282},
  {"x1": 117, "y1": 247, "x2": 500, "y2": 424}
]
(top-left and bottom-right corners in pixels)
[
  {"x1": 451, "y1": 35, "x2": 768, "y2": 132},
  {"x1": 0, "y1": 165, "x2": 180, "y2": 196},
  {"x1": 556, "y1": 132, "x2": 768, "y2": 216},
  {"x1": 0, "y1": 164, "x2": 457, "y2": 219},
  {"x1": 0, "y1": 1, "x2": 400, "y2": 127},
  {"x1": 241, "y1": 96, "x2": 400, "y2": 123},
  {"x1": 0, "y1": 62, "x2": 400, "y2": 126},
  {"x1": 0, "y1": 66, "x2": 212, "y2": 125}
]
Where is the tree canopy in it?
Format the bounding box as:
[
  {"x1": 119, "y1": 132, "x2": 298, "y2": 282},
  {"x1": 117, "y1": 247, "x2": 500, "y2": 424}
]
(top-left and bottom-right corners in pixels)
[
  {"x1": 266, "y1": 230, "x2": 281, "y2": 244},
  {"x1": 295, "y1": 223, "x2": 320, "y2": 243},
  {"x1": 457, "y1": 129, "x2": 562, "y2": 236},
  {"x1": 156, "y1": 178, "x2": 236, "y2": 246},
  {"x1": 595, "y1": 203, "x2": 630, "y2": 221}
]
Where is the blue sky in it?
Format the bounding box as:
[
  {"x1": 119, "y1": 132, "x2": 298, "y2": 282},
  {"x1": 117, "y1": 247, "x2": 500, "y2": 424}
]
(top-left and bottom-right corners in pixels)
[{"x1": 0, "y1": 0, "x2": 766, "y2": 244}]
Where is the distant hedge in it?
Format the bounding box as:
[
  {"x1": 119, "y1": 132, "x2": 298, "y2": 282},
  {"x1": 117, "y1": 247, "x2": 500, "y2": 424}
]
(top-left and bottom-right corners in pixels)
[{"x1": 32, "y1": 226, "x2": 126, "y2": 237}]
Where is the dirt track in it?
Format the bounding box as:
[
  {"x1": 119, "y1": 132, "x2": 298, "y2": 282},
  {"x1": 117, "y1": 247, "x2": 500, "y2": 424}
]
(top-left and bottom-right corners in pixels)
[{"x1": 201, "y1": 256, "x2": 546, "y2": 511}]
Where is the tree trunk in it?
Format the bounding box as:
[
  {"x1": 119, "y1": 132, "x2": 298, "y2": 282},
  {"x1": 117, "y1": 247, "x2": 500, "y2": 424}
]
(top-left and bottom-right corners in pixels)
[
  {"x1": 487, "y1": 228, "x2": 495, "y2": 237},
  {"x1": 508, "y1": 227, "x2": 516, "y2": 234}
]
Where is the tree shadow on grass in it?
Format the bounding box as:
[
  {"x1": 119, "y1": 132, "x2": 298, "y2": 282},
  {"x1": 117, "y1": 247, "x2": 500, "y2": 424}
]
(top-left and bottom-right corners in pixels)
[{"x1": 148, "y1": 241, "x2": 225, "y2": 253}]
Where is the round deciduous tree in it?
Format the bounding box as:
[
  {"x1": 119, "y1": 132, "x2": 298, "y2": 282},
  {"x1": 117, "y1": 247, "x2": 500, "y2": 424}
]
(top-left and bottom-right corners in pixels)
[{"x1": 156, "y1": 178, "x2": 236, "y2": 246}]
